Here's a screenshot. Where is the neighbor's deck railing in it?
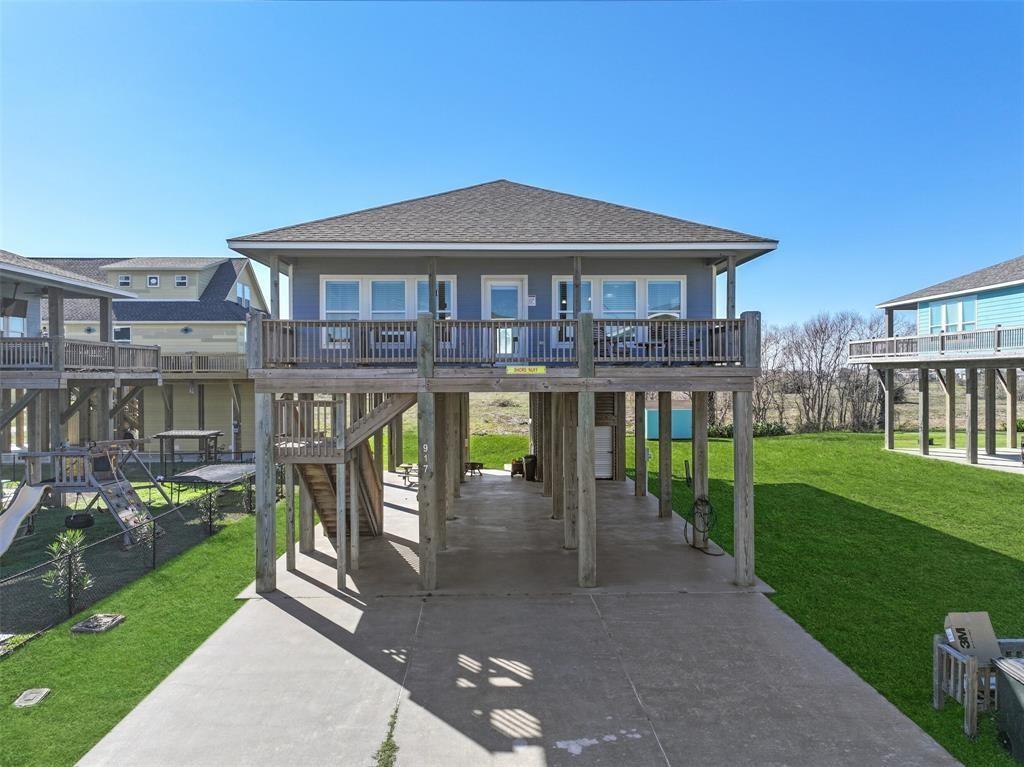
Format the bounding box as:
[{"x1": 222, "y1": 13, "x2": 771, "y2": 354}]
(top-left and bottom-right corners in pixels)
[
  {"x1": 161, "y1": 352, "x2": 247, "y2": 375},
  {"x1": 849, "y1": 324, "x2": 1024, "y2": 362},
  {"x1": 259, "y1": 316, "x2": 753, "y2": 369},
  {"x1": 0, "y1": 337, "x2": 160, "y2": 373}
]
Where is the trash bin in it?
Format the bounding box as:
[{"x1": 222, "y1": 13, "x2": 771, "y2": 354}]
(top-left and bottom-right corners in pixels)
[
  {"x1": 524, "y1": 454, "x2": 538, "y2": 482},
  {"x1": 995, "y1": 658, "x2": 1024, "y2": 761}
]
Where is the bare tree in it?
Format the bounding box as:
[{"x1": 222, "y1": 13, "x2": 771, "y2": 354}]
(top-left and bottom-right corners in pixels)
[
  {"x1": 753, "y1": 325, "x2": 787, "y2": 425},
  {"x1": 781, "y1": 312, "x2": 862, "y2": 431}
]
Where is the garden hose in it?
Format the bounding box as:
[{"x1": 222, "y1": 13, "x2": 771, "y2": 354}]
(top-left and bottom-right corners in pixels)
[{"x1": 684, "y1": 495, "x2": 725, "y2": 556}]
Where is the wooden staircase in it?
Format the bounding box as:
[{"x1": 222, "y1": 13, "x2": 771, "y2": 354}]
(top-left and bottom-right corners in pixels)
[
  {"x1": 295, "y1": 442, "x2": 384, "y2": 545},
  {"x1": 345, "y1": 394, "x2": 415, "y2": 458}
]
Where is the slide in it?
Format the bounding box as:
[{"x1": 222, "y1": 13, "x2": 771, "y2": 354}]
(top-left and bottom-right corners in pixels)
[{"x1": 0, "y1": 484, "x2": 50, "y2": 557}]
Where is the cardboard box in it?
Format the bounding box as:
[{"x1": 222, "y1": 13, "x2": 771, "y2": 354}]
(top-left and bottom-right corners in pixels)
[{"x1": 944, "y1": 612, "x2": 1002, "y2": 663}]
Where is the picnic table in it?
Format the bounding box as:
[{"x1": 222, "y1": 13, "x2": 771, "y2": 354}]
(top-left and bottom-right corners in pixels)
[{"x1": 397, "y1": 463, "x2": 418, "y2": 486}]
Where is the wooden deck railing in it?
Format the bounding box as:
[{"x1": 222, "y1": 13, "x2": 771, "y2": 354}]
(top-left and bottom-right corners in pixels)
[
  {"x1": 161, "y1": 352, "x2": 247, "y2": 375},
  {"x1": 273, "y1": 398, "x2": 345, "y2": 461},
  {"x1": 593, "y1": 318, "x2": 744, "y2": 364},
  {"x1": 262, "y1": 319, "x2": 419, "y2": 367},
  {"x1": 0, "y1": 337, "x2": 160, "y2": 373},
  {"x1": 849, "y1": 324, "x2": 1024, "y2": 362},
  {"x1": 434, "y1": 320, "x2": 578, "y2": 365},
  {"x1": 0, "y1": 337, "x2": 52, "y2": 369},
  {"x1": 259, "y1": 316, "x2": 755, "y2": 369}
]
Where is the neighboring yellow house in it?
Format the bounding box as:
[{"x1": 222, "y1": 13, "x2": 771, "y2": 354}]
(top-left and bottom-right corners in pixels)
[{"x1": 39, "y1": 257, "x2": 267, "y2": 458}]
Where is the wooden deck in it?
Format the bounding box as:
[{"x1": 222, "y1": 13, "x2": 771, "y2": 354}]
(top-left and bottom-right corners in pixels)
[
  {"x1": 160, "y1": 352, "x2": 247, "y2": 378},
  {"x1": 250, "y1": 314, "x2": 762, "y2": 393},
  {"x1": 0, "y1": 337, "x2": 161, "y2": 387},
  {"x1": 849, "y1": 324, "x2": 1024, "y2": 366}
]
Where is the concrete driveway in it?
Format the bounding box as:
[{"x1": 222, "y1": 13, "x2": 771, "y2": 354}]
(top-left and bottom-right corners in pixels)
[{"x1": 80, "y1": 472, "x2": 959, "y2": 766}]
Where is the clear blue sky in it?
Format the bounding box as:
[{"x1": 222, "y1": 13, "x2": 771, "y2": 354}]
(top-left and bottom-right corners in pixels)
[{"x1": 2, "y1": 1, "x2": 1022, "y2": 325}]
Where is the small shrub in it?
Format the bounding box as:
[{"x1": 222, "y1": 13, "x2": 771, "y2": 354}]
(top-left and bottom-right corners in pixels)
[
  {"x1": 707, "y1": 421, "x2": 789, "y2": 439},
  {"x1": 242, "y1": 482, "x2": 255, "y2": 515},
  {"x1": 198, "y1": 491, "x2": 225, "y2": 534},
  {"x1": 1017, "y1": 417, "x2": 1023, "y2": 433},
  {"x1": 41, "y1": 529, "x2": 94, "y2": 614}
]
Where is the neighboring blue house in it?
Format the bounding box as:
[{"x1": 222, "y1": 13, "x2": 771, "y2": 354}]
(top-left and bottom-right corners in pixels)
[{"x1": 849, "y1": 254, "x2": 1022, "y2": 467}]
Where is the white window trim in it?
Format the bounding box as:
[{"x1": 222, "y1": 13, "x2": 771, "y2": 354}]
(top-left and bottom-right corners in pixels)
[
  {"x1": 550, "y1": 275, "x2": 687, "y2": 320},
  {"x1": 481, "y1": 275, "x2": 529, "y2": 320},
  {"x1": 175, "y1": 274, "x2": 189, "y2": 288},
  {"x1": 236, "y1": 282, "x2": 252, "y2": 307},
  {"x1": 118, "y1": 274, "x2": 132, "y2": 287},
  {"x1": 146, "y1": 275, "x2": 160, "y2": 288},
  {"x1": 112, "y1": 326, "x2": 132, "y2": 343},
  {"x1": 319, "y1": 275, "x2": 458, "y2": 321},
  {"x1": 926, "y1": 295, "x2": 977, "y2": 334},
  {"x1": 550, "y1": 277, "x2": 595, "y2": 319},
  {"x1": 415, "y1": 277, "x2": 457, "y2": 318}
]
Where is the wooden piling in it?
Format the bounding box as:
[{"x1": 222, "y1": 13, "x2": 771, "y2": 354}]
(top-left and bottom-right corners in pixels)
[
  {"x1": 551, "y1": 393, "x2": 564, "y2": 519},
  {"x1": 691, "y1": 390, "x2": 709, "y2": 549},
  {"x1": 577, "y1": 390, "x2": 596, "y2": 587},
  {"x1": 733, "y1": 389, "x2": 755, "y2": 587},
  {"x1": 658, "y1": 391, "x2": 672, "y2": 518},
  {"x1": 965, "y1": 368, "x2": 978, "y2": 465},
  {"x1": 919, "y1": 369, "x2": 930, "y2": 456},
  {"x1": 254, "y1": 391, "x2": 276, "y2": 593},
  {"x1": 633, "y1": 392, "x2": 647, "y2": 496}
]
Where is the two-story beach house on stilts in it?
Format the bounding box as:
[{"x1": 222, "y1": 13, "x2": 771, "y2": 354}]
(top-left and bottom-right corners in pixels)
[
  {"x1": 36, "y1": 257, "x2": 268, "y2": 459},
  {"x1": 849, "y1": 254, "x2": 1023, "y2": 468},
  {"x1": 1, "y1": 249, "x2": 160, "y2": 476},
  {"x1": 227, "y1": 181, "x2": 777, "y2": 593}
]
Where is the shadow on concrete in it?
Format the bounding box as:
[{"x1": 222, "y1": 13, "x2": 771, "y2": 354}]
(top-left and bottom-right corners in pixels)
[{"x1": 81, "y1": 471, "x2": 967, "y2": 767}]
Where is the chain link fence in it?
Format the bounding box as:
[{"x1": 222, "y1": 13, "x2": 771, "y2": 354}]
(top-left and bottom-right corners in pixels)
[{"x1": 0, "y1": 485, "x2": 246, "y2": 639}]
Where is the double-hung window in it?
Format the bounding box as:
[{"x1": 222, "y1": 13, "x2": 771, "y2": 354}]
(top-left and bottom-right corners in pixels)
[
  {"x1": 929, "y1": 296, "x2": 978, "y2": 334},
  {"x1": 370, "y1": 280, "x2": 406, "y2": 321},
  {"x1": 961, "y1": 297, "x2": 977, "y2": 330},
  {"x1": 602, "y1": 280, "x2": 637, "y2": 320},
  {"x1": 118, "y1": 275, "x2": 131, "y2": 288},
  {"x1": 555, "y1": 279, "x2": 592, "y2": 343},
  {"x1": 416, "y1": 280, "x2": 453, "y2": 320},
  {"x1": 556, "y1": 279, "x2": 593, "y2": 319},
  {"x1": 236, "y1": 282, "x2": 251, "y2": 307},
  {"x1": 175, "y1": 275, "x2": 188, "y2": 288},
  {"x1": 647, "y1": 280, "x2": 682, "y2": 319},
  {"x1": 324, "y1": 280, "x2": 360, "y2": 342}
]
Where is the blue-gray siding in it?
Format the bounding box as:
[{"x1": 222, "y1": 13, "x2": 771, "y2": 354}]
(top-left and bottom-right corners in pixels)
[{"x1": 290, "y1": 254, "x2": 716, "y2": 321}]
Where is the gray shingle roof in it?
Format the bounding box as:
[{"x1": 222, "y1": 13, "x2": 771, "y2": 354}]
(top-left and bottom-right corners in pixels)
[
  {"x1": 879, "y1": 255, "x2": 1024, "y2": 308},
  {"x1": 38, "y1": 258, "x2": 256, "y2": 323},
  {"x1": 230, "y1": 180, "x2": 775, "y2": 244},
  {"x1": 100, "y1": 257, "x2": 226, "y2": 271},
  {"x1": 0, "y1": 250, "x2": 125, "y2": 293}
]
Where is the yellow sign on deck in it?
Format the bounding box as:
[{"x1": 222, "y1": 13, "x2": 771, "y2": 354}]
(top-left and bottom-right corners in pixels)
[{"x1": 506, "y1": 365, "x2": 547, "y2": 375}]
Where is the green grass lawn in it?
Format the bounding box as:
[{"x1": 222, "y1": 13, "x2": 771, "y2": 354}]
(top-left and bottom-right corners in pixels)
[
  {"x1": 626, "y1": 432, "x2": 1023, "y2": 767},
  {"x1": 0, "y1": 500, "x2": 290, "y2": 767},
  {"x1": 0, "y1": 481, "x2": 213, "y2": 579},
  {"x1": 402, "y1": 427, "x2": 1023, "y2": 764},
  {"x1": 893, "y1": 427, "x2": 1018, "y2": 450},
  {"x1": 2, "y1": 432, "x2": 1020, "y2": 767}
]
